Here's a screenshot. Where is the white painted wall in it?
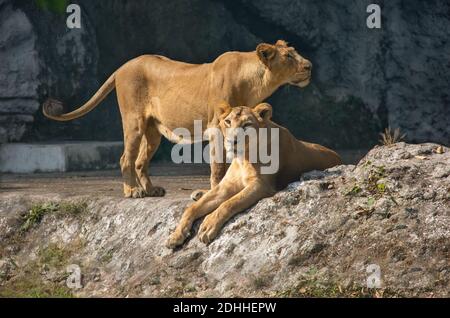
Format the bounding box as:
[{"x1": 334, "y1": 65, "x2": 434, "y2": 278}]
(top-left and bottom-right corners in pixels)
[{"x1": 0, "y1": 144, "x2": 66, "y2": 173}]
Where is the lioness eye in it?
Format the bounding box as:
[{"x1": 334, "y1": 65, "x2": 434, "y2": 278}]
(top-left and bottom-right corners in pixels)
[{"x1": 224, "y1": 119, "x2": 231, "y2": 126}]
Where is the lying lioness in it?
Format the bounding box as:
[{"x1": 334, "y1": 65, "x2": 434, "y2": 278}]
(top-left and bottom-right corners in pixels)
[
  {"x1": 167, "y1": 102, "x2": 342, "y2": 248},
  {"x1": 43, "y1": 40, "x2": 312, "y2": 199}
]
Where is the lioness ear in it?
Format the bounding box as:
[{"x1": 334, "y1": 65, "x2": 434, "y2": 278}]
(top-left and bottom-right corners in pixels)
[
  {"x1": 215, "y1": 101, "x2": 232, "y2": 119},
  {"x1": 256, "y1": 43, "x2": 277, "y2": 67},
  {"x1": 253, "y1": 103, "x2": 273, "y2": 121},
  {"x1": 275, "y1": 39, "x2": 288, "y2": 47}
]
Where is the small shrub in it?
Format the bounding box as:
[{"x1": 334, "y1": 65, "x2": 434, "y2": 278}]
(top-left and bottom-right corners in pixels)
[{"x1": 379, "y1": 127, "x2": 406, "y2": 146}]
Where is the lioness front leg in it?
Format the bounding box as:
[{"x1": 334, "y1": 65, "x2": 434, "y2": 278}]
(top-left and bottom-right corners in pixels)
[
  {"x1": 191, "y1": 134, "x2": 227, "y2": 201},
  {"x1": 198, "y1": 182, "x2": 270, "y2": 244},
  {"x1": 190, "y1": 161, "x2": 227, "y2": 201},
  {"x1": 167, "y1": 184, "x2": 236, "y2": 249}
]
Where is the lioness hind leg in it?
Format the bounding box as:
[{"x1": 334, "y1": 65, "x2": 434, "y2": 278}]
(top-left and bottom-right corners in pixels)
[
  {"x1": 120, "y1": 116, "x2": 147, "y2": 199},
  {"x1": 135, "y1": 122, "x2": 166, "y2": 197}
]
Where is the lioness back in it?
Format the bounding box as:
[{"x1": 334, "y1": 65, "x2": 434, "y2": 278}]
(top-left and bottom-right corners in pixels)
[{"x1": 301, "y1": 141, "x2": 343, "y2": 170}]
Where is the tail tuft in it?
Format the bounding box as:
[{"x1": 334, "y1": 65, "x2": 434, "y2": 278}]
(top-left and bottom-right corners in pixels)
[{"x1": 43, "y1": 98, "x2": 65, "y2": 117}]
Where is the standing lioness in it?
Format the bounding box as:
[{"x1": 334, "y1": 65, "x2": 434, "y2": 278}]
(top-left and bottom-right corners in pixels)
[
  {"x1": 43, "y1": 40, "x2": 312, "y2": 198},
  {"x1": 167, "y1": 103, "x2": 342, "y2": 248}
]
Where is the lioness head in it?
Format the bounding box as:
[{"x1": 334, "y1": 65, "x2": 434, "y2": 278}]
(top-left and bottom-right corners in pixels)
[
  {"x1": 257, "y1": 40, "x2": 312, "y2": 88},
  {"x1": 216, "y1": 102, "x2": 273, "y2": 159}
]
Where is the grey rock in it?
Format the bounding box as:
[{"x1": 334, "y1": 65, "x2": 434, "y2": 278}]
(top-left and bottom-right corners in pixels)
[
  {"x1": 0, "y1": 143, "x2": 448, "y2": 297},
  {"x1": 0, "y1": 3, "x2": 40, "y2": 142}
]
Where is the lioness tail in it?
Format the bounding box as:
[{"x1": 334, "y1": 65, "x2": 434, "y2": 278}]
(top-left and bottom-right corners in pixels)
[{"x1": 43, "y1": 72, "x2": 116, "y2": 122}]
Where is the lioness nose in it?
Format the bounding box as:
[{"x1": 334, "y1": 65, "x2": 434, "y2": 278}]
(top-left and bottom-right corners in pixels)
[{"x1": 303, "y1": 60, "x2": 312, "y2": 71}]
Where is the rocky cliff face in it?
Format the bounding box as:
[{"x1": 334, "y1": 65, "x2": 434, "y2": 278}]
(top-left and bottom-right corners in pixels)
[
  {"x1": 0, "y1": 1, "x2": 449, "y2": 150},
  {"x1": 1, "y1": 143, "x2": 448, "y2": 297},
  {"x1": 0, "y1": 1, "x2": 39, "y2": 143},
  {"x1": 237, "y1": 0, "x2": 450, "y2": 147},
  {"x1": 0, "y1": 0, "x2": 98, "y2": 143}
]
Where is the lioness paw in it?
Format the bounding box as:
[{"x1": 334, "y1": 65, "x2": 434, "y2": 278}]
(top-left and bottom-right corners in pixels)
[
  {"x1": 146, "y1": 186, "x2": 166, "y2": 197},
  {"x1": 131, "y1": 187, "x2": 146, "y2": 199},
  {"x1": 198, "y1": 215, "x2": 221, "y2": 244},
  {"x1": 123, "y1": 184, "x2": 133, "y2": 198},
  {"x1": 190, "y1": 189, "x2": 207, "y2": 201},
  {"x1": 166, "y1": 231, "x2": 186, "y2": 249}
]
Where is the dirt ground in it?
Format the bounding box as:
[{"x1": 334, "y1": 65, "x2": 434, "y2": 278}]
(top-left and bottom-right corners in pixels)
[
  {"x1": 0, "y1": 164, "x2": 210, "y2": 200},
  {"x1": 0, "y1": 150, "x2": 367, "y2": 201}
]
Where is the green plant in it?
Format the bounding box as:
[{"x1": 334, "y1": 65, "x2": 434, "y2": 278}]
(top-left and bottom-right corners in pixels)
[
  {"x1": 21, "y1": 201, "x2": 87, "y2": 233},
  {"x1": 21, "y1": 202, "x2": 58, "y2": 232},
  {"x1": 0, "y1": 275, "x2": 73, "y2": 298},
  {"x1": 183, "y1": 285, "x2": 197, "y2": 293},
  {"x1": 366, "y1": 165, "x2": 387, "y2": 195},
  {"x1": 376, "y1": 183, "x2": 386, "y2": 193},
  {"x1": 0, "y1": 244, "x2": 75, "y2": 298},
  {"x1": 100, "y1": 249, "x2": 115, "y2": 264},
  {"x1": 35, "y1": 0, "x2": 68, "y2": 14},
  {"x1": 346, "y1": 184, "x2": 362, "y2": 196},
  {"x1": 58, "y1": 201, "x2": 88, "y2": 216},
  {"x1": 38, "y1": 243, "x2": 69, "y2": 268}
]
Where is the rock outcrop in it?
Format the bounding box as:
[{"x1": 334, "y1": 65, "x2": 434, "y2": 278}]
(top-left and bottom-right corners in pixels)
[
  {"x1": 0, "y1": 1, "x2": 449, "y2": 149},
  {"x1": 1, "y1": 143, "x2": 448, "y2": 297},
  {"x1": 0, "y1": 2, "x2": 39, "y2": 142},
  {"x1": 0, "y1": 0, "x2": 98, "y2": 142}
]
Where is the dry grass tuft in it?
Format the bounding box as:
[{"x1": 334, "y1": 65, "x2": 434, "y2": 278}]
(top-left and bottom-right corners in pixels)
[{"x1": 379, "y1": 127, "x2": 406, "y2": 146}]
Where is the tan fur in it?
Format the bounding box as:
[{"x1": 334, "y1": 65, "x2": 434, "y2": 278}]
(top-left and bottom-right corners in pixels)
[
  {"x1": 43, "y1": 41, "x2": 312, "y2": 198},
  {"x1": 167, "y1": 103, "x2": 342, "y2": 247}
]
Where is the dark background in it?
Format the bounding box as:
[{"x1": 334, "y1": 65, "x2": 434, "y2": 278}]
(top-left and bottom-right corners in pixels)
[{"x1": 1, "y1": 0, "x2": 449, "y2": 161}]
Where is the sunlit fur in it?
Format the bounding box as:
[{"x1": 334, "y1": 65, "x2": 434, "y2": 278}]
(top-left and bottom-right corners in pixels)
[{"x1": 43, "y1": 41, "x2": 312, "y2": 198}]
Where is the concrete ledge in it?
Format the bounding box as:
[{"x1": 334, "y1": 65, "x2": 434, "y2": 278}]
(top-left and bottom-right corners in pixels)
[
  {"x1": 0, "y1": 141, "x2": 368, "y2": 174},
  {"x1": 0, "y1": 142, "x2": 123, "y2": 173}
]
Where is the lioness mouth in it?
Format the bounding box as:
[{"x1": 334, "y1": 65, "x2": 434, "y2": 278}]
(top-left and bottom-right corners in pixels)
[
  {"x1": 290, "y1": 72, "x2": 311, "y2": 86},
  {"x1": 291, "y1": 77, "x2": 311, "y2": 88}
]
